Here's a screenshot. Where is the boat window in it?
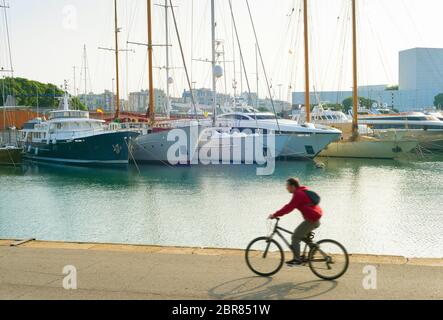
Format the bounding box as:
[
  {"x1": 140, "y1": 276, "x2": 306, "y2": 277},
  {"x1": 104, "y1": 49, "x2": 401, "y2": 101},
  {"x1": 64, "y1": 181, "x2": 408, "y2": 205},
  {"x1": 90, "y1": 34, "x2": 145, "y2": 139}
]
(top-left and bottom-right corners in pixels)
[{"x1": 254, "y1": 115, "x2": 275, "y2": 120}]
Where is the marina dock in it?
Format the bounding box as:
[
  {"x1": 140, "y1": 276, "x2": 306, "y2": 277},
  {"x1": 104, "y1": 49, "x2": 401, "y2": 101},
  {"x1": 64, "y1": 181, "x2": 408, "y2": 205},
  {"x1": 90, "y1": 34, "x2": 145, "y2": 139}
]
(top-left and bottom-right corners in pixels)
[
  {"x1": 0, "y1": 240, "x2": 441, "y2": 300},
  {"x1": 2, "y1": 0, "x2": 443, "y2": 306}
]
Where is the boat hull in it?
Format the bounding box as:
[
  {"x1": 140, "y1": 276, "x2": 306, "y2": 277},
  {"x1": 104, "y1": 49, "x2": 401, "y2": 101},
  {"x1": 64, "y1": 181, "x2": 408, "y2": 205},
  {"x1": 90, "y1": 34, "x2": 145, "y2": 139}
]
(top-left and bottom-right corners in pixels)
[
  {"x1": 23, "y1": 131, "x2": 139, "y2": 167},
  {"x1": 318, "y1": 139, "x2": 419, "y2": 159},
  {"x1": 0, "y1": 147, "x2": 22, "y2": 166},
  {"x1": 133, "y1": 124, "x2": 201, "y2": 163},
  {"x1": 374, "y1": 130, "x2": 443, "y2": 152},
  {"x1": 198, "y1": 132, "x2": 289, "y2": 164},
  {"x1": 281, "y1": 133, "x2": 342, "y2": 159},
  {"x1": 133, "y1": 124, "x2": 289, "y2": 164},
  {"x1": 421, "y1": 139, "x2": 443, "y2": 152}
]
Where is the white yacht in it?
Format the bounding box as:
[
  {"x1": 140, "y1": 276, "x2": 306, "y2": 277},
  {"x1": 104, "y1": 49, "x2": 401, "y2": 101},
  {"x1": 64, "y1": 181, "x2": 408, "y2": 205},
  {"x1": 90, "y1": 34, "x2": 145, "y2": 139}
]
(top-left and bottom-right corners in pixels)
[
  {"x1": 427, "y1": 112, "x2": 443, "y2": 121},
  {"x1": 197, "y1": 126, "x2": 288, "y2": 164},
  {"x1": 356, "y1": 110, "x2": 443, "y2": 151},
  {"x1": 132, "y1": 118, "x2": 288, "y2": 164},
  {"x1": 216, "y1": 111, "x2": 342, "y2": 159}
]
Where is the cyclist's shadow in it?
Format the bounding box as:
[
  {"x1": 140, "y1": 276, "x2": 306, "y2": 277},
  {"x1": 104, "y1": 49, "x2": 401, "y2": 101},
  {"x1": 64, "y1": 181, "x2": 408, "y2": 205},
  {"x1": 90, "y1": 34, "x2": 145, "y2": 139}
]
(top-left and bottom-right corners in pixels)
[{"x1": 208, "y1": 277, "x2": 337, "y2": 300}]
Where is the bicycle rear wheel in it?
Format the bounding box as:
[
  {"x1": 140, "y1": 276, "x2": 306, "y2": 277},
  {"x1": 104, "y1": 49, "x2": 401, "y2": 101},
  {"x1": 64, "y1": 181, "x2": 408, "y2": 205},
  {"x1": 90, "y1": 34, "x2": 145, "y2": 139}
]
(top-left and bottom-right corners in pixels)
[
  {"x1": 245, "y1": 237, "x2": 284, "y2": 277},
  {"x1": 308, "y1": 239, "x2": 349, "y2": 281}
]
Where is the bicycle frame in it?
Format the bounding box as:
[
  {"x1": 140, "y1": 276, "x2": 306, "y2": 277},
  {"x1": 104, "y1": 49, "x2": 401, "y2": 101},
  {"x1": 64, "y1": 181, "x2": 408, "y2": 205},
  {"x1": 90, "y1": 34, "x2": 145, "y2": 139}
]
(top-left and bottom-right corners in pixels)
[{"x1": 266, "y1": 219, "x2": 314, "y2": 260}]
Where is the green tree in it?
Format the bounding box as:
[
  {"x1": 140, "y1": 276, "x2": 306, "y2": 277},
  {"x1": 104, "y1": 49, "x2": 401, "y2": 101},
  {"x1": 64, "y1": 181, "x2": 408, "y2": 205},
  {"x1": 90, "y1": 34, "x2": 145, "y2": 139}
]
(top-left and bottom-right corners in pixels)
[
  {"x1": 323, "y1": 103, "x2": 344, "y2": 111},
  {"x1": 434, "y1": 93, "x2": 443, "y2": 110},
  {"x1": 0, "y1": 77, "x2": 64, "y2": 108},
  {"x1": 342, "y1": 96, "x2": 377, "y2": 112},
  {"x1": 386, "y1": 85, "x2": 399, "y2": 91},
  {"x1": 71, "y1": 97, "x2": 87, "y2": 111}
]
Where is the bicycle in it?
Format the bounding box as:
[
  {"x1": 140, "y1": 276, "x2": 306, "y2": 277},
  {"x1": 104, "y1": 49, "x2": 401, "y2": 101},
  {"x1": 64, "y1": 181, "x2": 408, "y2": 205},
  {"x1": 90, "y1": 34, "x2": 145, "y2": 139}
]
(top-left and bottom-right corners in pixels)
[{"x1": 245, "y1": 218, "x2": 349, "y2": 280}]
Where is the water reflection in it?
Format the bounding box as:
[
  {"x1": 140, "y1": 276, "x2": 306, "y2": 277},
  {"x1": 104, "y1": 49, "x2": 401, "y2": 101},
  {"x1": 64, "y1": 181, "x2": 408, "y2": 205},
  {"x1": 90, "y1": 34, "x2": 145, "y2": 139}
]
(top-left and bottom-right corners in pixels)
[{"x1": 0, "y1": 158, "x2": 442, "y2": 258}]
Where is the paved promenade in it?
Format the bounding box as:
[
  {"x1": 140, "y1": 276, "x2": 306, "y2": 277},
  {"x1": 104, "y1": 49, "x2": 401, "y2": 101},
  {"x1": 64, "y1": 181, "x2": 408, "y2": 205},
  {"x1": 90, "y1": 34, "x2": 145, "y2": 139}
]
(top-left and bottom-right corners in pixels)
[{"x1": 0, "y1": 240, "x2": 441, "y2": 300}]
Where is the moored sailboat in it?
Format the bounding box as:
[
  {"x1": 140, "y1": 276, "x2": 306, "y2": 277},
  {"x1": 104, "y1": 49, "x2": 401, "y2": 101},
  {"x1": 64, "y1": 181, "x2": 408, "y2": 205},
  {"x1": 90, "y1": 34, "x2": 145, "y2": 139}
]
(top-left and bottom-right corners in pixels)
[
  {"x1": 312, "y1": 0, "x2": 419, "y2": 159},
  {"x1": 133, "y1": 0, "x2": 289, "y2": 164}
]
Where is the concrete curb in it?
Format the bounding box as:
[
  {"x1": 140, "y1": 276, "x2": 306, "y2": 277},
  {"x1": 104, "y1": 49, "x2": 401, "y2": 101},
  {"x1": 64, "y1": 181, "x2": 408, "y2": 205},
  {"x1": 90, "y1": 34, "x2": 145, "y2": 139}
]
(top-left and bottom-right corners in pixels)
[{"x1": 1, "y1": 239, "x2": 442, "y2": 267}]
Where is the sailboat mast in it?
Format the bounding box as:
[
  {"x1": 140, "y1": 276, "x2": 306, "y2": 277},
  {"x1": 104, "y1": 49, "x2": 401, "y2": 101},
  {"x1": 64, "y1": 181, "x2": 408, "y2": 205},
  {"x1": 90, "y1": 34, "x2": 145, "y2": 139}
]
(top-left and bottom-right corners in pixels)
[
  {"x1": 2, "y1": 76, "x2": 5, "y2": 131},
  {"x1": 147, "y1": 0, "x2": 155, "y2": 122},
  {"x1": 165, "y1": 0, "x2": 171, "y2": 119},
  {"x1": 83, "y1": 45, "x2": 87, "y2": 98},
  {"x1": 114, "y1": 0, "x2": 121, "y2": 120},
  {"x1": 211, "y1": 0, "x2": 217, "y2": 125},
  {"x1": 303, "y1": 0, "x2": 311, "y2": 122},
  {"x1": 255, "y1": 43, "x2": 259, "y2": 110},
  {"x1": 352, "y1": 0, "x2": 359, "y2": 134}
]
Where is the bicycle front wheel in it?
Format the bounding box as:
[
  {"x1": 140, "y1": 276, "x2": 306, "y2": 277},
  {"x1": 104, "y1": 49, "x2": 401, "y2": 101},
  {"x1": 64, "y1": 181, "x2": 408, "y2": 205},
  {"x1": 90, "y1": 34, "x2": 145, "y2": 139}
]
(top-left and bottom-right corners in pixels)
[
  {"x1": 245, "y1": 237, "x2": 284, "y2": 277},
  {"x1": 308, "y1": 239, "x2": 349, "y2": 281}
]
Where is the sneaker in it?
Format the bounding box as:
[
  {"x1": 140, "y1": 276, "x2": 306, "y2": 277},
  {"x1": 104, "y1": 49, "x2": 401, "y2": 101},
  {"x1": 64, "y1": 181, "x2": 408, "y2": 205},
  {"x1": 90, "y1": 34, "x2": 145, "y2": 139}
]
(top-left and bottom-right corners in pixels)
[{"x1": 286, "y1": 259, "x2": 303, "y2": 267}]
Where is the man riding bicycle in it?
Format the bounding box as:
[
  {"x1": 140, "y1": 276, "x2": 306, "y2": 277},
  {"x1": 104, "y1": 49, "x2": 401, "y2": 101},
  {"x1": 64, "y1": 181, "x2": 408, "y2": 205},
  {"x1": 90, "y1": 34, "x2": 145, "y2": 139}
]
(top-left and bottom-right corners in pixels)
[{"x1": 269, "y1": 178, "x2": 323, "y2": 266}]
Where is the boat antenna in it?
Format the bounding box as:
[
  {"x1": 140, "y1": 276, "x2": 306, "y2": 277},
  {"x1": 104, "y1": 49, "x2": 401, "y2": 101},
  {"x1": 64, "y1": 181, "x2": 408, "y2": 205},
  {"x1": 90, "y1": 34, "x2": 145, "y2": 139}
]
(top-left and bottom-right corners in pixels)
[
  {"x1": 160, "y1": 0, "x2": 171, "y2": 119},
  {"x1": 303, "y1": 0, "x2": 311, "y2": 123},
  {"x1": 63, "y1": 80, "x2": 69, "y2": 111},
  {"x1": 245, "y1": 0, "x2": 281, "y2": 132},
  {"x1": 146, "y1": 0, "x2": 155, "y2": 123},
  {"x1": 227, "y1": 0, "x2": 258, "y2": 128},
  {"x1": 211, "y1": 0, "x2": 217, "y2": 126},
  {"x1": 352, "y1": 0, "x2": 359, "y2": 136},
  {"x1": 114, "y1": 0, "x2": 121, "y2": 120}
]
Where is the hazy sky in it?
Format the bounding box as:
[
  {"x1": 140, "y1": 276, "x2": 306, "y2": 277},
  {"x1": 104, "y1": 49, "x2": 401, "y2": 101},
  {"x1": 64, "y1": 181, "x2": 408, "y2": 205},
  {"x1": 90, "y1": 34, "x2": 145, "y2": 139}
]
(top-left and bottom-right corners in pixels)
[{"x1": 1, "y1": 0, "x2": 443, "y2": 102}]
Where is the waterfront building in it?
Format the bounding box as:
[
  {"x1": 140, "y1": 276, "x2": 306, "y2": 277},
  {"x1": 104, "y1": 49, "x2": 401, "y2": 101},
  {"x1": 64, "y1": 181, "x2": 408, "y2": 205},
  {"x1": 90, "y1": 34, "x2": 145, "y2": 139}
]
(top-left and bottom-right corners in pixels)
[
  {"x1": 77, "y1": 90, "x2": 125, "y2": 112},
  {"x1": 292, "y1": 48, "x2": 443, "y2": 112},
  {"x1": 128, "y1": 89, "x2": 167, "y2": 113},
  {"x1": 182, "y1": 88, "x2": 231, "y2": 106}
]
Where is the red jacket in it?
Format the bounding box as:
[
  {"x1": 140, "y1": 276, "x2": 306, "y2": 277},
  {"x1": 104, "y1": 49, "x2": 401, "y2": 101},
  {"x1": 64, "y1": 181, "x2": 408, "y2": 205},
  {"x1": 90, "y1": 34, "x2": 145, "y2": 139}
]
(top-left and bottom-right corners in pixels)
[{"x1": 273, "y1": 186, "x2": 323, "y2": 222}]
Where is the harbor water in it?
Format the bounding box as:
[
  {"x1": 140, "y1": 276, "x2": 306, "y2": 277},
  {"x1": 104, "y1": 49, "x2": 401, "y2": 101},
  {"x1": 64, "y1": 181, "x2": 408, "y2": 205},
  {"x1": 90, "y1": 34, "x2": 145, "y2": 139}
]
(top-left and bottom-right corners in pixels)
[{"x1": 0, "y1": 157, "x2": 442, "y2": 258}]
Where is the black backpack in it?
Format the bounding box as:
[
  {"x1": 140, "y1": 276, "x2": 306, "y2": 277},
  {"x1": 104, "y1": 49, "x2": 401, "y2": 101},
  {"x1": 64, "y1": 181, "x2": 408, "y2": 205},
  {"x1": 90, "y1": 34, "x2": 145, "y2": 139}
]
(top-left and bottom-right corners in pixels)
[{"x1": 304, "y1": 190, "x2": 321, "y2": 206}]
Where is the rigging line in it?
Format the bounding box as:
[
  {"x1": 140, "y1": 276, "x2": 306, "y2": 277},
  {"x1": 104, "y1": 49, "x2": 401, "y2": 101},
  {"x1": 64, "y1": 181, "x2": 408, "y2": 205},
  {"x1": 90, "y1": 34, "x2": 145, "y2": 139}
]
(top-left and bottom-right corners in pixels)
[
  {"x1": 334, "y1": 2, "x2": 350, "y2": 105},
  {"x1": 137, "y1": 49, "x2": 148, "y2": 90},
  {"x1": 192, "y1": 0, "x2": 210, "y2": 84},
  {"x1": 320, "y1": 3, "x2": 344, "y2": 92},
  {"x1": 126, "y1": 0, "x2": 139, "y2": 39},
  {"x1": 400, "y1": 1, "x2": 443, "y2": 85},
  {"x1": 288, "y1": 2, "x2": 302, "y2": 100},
  {"x1": 169, "y1": 0, "x2": 198, "y2": 121},
  {"x1": 190, "y1": 0, "x2": 194, "y2": 84},
  {"x1": 245, "y1": 0, "x2": 281, "y2": 132},
  {"x1": 86, "y1": 50, "x2": 94, "y2": 97},
  {"x1": 231, "y1": 5, "x2": 237, "y2": 100},
  {"x1": 228, "y1": 0, "x2": 258, "y2": 128},
  {"x1": 307, "y1": 2, "x2": 317, "y2": 99},
  {"x1": 271, "y1": 4, "x2": 296, "y2": 94},
  {"x1": 365, "y1": 13, "x2": 393, "y2": 85},
  {"x1": 2, "y1": 0, "x2": 13, "y2": 76},
  {"x1": 1, "y1": 0, "x2": 14, "y2": 103}
]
